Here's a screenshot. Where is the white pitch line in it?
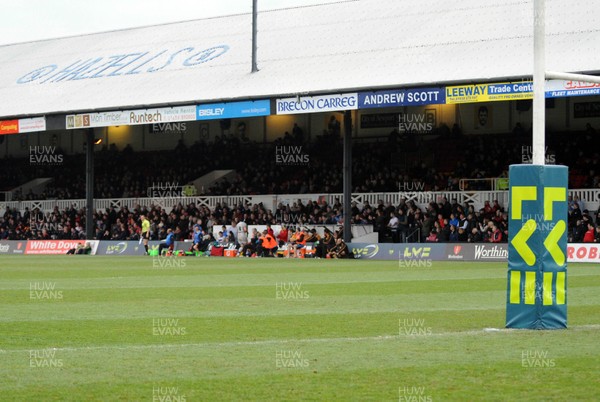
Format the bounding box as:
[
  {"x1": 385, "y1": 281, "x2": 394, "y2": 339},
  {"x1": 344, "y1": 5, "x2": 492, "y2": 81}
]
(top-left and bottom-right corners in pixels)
[
  {"x1": 0, "y1": 335, "x2": 399, "y2": 354},
  {"x1": 1, "y1": 325, "x2": 598, "y2": 355}
]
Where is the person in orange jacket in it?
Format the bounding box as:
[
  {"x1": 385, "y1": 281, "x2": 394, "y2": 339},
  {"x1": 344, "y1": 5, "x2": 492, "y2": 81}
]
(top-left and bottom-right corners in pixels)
[
  {"x1": 286, "y1": 228, "x2": 297, "y2": 258},
  {"x1": 292, "y1": 227, "x2": 307, "y2": 258},
  {"x1": 258, "y1": 230, "x2": 278, "y2": 257}
]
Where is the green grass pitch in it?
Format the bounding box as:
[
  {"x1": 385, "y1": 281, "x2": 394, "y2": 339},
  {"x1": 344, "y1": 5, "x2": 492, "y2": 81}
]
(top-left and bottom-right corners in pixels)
[{"x1": 1, "y1": 256, "x2": 599, "y2": 401}]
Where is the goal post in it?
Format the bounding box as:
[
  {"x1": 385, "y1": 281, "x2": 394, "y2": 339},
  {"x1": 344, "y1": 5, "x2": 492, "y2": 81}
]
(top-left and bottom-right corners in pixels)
[{"x1": 506, "y1": 165, "x2": 568, "y2": 329}]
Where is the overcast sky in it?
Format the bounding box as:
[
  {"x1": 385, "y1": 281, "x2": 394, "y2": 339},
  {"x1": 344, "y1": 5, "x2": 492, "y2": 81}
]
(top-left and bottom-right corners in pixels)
[{"x1": 0, "y1": 0, "x2": 325, "y2": 45}]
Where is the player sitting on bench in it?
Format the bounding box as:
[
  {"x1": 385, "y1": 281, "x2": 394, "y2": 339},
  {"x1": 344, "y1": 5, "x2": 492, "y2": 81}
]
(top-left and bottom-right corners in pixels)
[
  {"x1": 258, "y1": 230, "x2": 278, "y2": 257},
  {"x1": 327, "y1": 237, "x2": 349, "y2": 259}
]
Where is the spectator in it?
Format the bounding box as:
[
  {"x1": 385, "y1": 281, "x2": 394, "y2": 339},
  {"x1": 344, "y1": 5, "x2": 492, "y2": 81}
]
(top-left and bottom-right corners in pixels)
[
  {"x1": 468, "y1": 227, "x2": 482, "y2": 243},
  {"x1": 583, "y1": 223, "x2": 595, "y2": 243},
  {"x1": 448, "y1": 213, "x2": 459, "y2": 228},
  {"x1": 457, "y1": 227, "x2": 468, "y2": 242},
  {"x1": 328, "y1": 115, "x2": 341, "y2": 137},
  {"x1": 425, "y1": 229, "x2": 438, "y2": 242},
  {"x1": 489, "y1": 224, "x2": 502, "y2": 243},
  {"x1": 572, "y1": 220, "x2": 587, "y2": 243},
  {"x1": 388, "y1": 212, "x2": 400, "y2": 243},
  {"x1": 448, "y1": 225, "x2": 459, "y2": 242}
]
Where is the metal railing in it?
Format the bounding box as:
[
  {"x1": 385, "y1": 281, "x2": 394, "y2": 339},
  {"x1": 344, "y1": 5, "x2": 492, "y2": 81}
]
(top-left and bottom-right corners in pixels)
[
  {"x1": 405, "y1": 227, "x2": 421, "y2": 243},
  {"x1": 1, "y1": 190, "x2": 598, "y2": 214}
]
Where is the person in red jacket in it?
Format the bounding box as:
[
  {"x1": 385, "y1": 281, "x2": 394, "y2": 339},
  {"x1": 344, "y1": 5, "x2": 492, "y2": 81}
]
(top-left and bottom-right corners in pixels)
[
  {"x1": 583, "y1": 223, "x2": 595, "y2": 243},
  {"x1": 266, "y1": 224, "x2": 275, "y2": 238},
  {"x1": 277, "y1": 225, "x2": 289, "y2": 247},
  {"x1": 489, "y1": 224, "x2": 502, "y2": 243}
]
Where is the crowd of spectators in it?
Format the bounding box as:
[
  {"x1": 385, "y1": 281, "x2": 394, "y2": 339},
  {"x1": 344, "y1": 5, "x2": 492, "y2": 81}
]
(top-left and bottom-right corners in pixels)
[
  {"x1": 567, "y1": 195, "x2": 600, "y2": 243},
  {"x1": 455, "y1": 126, "x2": 600, "y2": 191},
  {"x1": 2, "y1": 122, "x2": 600, "y2": 243},
  {"x1": 3, "y1": 124, "x2": 599, "y2": 201},
  {"x1": 2, "y1": 195, "x2": 598, "y2": 243}
]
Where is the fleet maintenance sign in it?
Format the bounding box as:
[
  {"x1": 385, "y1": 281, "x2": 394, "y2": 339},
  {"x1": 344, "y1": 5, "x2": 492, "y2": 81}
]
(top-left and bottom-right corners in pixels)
[
  {"x1": 545, "y1": 80, "x2": 600, "y2": 98},
  {"x1": 446, "y1": 82, "x2": 533, "y2": 104}
]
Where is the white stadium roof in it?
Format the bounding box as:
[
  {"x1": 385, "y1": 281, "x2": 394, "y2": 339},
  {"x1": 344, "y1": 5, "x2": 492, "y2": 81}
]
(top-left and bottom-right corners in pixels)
[{"x1": 0, "y1": 0, "x2": 599, "y2": 119}]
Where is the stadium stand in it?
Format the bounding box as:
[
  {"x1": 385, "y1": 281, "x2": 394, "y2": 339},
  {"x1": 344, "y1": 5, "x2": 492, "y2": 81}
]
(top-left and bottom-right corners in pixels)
[
  {"x1": 3, "y1": 189, "x2": 597, "y2": 245},
  {"x1": 0, "y1": 0, "x2": 599, "y2": 250},
  {"x1": 2, "y1": 127, "x2": 599, "y2": 200}
]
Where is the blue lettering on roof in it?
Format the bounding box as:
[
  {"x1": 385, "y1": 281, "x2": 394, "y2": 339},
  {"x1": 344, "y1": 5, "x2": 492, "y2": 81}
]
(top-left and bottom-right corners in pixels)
[{"x1": 16, "y1": 45, "x2": 229, "y2": 84}]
